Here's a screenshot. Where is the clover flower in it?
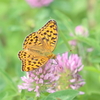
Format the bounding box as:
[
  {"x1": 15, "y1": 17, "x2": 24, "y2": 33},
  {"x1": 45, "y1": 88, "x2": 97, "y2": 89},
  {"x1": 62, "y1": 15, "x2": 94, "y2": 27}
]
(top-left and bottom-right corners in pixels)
[
  {"x1": 86, "y1": 48, "x2": 93, "y2": 52},
  {"x1": 18, "y1": 52, "x2": 85, "y2": 96},
  {"x1": 26, "y1": 0, "x2": 53, "y2": 7},
  {"x1": 69, "y1": 25, "x2": 88, "y2": 46},
  {"x1": 68, "y1": 39, "x2": 77, "y2": 46},
  {"x1": 18, "y1": 60, "x2": 60, "y2": 97},
  {"x1": 68, "y1": 33, "x2": 77, "y2": 46},
  {"x1": 75, "y1": 25, "x2": 88, "y2": 37},
  {"x1": 54, "y1": 52, "x2": 85, "y2": 91}
]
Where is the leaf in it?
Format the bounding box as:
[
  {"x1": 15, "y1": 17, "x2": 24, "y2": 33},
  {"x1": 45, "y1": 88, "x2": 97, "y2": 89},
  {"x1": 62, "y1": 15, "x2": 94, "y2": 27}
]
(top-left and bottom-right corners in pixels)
[
  {"x1": 75, "y1": 37, "x2": 100, "y2": 50},
  {"x1": 44, "y1": 89, "x2": 79, "y2": 100},
  {"x1": 0, "y1": 68, "x2": 17, "y2": 92},
  {"x1": 84, "y1": 66, "x2": 100, "y2": 74}
]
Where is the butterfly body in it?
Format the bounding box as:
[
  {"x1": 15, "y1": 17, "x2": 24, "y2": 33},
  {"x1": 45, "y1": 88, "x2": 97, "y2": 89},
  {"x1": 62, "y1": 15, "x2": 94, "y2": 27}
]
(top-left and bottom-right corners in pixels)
[{"x1": 18, "y1": 20, "x2": 58, "y2": 71}]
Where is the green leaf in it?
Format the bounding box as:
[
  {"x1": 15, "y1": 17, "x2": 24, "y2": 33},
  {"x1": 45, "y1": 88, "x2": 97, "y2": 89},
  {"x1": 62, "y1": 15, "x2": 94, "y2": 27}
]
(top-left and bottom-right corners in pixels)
[
  {"x1": 84, "y1": 66, "x2": 100, "y2": 74},
  {"x1": 0, "y1": 68, "x2": 17, "y2": 92},
  {"x1": 44, "y1": 89, "x2": 79, "y2": 100},
  {"x1": 75, "y1": 37, "x2": 100, "y2": 50}
]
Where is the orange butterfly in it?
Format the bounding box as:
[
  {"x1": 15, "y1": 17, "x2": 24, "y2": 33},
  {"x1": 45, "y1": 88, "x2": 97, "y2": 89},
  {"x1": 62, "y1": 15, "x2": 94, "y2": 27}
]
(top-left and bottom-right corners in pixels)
[{"x1": 18, "y1": 20, "x2": 58, "y2": 71}]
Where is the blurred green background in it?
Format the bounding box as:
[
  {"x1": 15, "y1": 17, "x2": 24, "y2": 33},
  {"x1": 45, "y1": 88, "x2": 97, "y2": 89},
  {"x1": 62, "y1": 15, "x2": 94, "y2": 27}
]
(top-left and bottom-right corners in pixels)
[{"x1": 0, "y1": 0, "x2": 100, "y2": 100}]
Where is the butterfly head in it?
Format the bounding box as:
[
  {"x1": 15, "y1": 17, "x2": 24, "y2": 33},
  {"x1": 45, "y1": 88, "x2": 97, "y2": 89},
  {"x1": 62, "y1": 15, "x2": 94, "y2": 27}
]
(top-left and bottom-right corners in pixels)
[{"x1": 46, "y1": 53, "x2": 56, "y2": 59}]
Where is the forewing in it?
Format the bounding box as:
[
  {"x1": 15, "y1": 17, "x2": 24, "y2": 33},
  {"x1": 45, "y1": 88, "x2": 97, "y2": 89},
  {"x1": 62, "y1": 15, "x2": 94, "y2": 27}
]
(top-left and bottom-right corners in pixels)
[
  {"x1": 37, "y1": 20, "x2": 58, "y2": 52},
  {"x1": 18, "y1": 50, "x2": 48, "y2": 71},
  {"x1": 23, "y1": 20, "x2": 58, "y2": 51},
  {"x1": 23, "y1": 32, "x2": 42, "y2": 49}
]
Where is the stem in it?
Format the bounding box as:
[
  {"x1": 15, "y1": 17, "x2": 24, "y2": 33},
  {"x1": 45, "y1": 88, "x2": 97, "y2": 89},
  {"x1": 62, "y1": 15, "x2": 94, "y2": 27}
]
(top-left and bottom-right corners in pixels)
[
  {"x1": 87, "y1": 0, "x2": 97, "y2": 29},
  {"x1": 34, "y1": 93, "x2": 40, "y2": 100}
]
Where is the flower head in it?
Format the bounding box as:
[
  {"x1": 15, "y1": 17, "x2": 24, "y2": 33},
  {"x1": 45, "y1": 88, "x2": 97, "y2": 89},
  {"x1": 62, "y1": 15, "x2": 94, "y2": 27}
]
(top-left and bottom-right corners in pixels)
[
  {"x1": 86, "y1": 48, "x2": 93, "y2": 52},
  {"x1": 68, "y1": 39, "x2": 77, "y2": 46},
  {"x1": 75, "y1": 25, "x2": 88, "y2": 37},
  {"x1": 69, "y1": 25, "x2": 88, "y2": 46},
  {"x1": 18, "y1": 52, "x2": 85, "y2": 96},
  {"x1": 18, "y1": 60, "x2": 59, "y2": 97},
  {"x1": 26, "y1": 0, "x2": 53, "y2": 7},
  {"x1": 68, "y1": 33, "x2": 77, "y2": 46},
  {"x1": 54, "y1": 52, "x2": 85, "y2": 91}
]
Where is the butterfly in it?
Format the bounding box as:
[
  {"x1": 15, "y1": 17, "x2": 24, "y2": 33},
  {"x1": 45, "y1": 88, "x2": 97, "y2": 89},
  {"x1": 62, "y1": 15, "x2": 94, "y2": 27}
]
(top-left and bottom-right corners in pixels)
[{"x1": 18, "y1": 20, "x2": 58, "y2": 71}]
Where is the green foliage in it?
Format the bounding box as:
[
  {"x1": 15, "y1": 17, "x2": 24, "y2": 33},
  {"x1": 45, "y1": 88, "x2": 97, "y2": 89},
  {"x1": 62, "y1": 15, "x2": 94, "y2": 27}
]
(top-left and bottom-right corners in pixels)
[
  {"x1": 0, "y1": 0, "x2": 100, "y2": 99},
  {"x1": 44, "y1": 90, "x2": 79, "y2": 100}
]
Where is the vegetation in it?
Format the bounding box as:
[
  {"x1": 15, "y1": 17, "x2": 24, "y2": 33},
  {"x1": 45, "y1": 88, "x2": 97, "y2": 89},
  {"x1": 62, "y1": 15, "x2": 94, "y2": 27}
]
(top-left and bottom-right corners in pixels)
[{"x1": 0, "y1": 0, "x2": 100, "y2": 100}]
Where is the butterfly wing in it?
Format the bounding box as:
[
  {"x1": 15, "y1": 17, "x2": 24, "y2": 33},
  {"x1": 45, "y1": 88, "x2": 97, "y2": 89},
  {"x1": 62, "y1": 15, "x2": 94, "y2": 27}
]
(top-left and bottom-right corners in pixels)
[
  {"x1": 23, "y1": 32, "x2": 42, "y2": 49},
  {"x1": 37, "y1": 20, "x2": 58, "y2": 52},
  {"x1": 18, "y1": 50, "x2": 48, "y2": 71},
  {"x1": 23, "y1": 20, "x2": 58, "y2": 52},
  {"x1": 19, "y1": 20, "x2": 58, "y2": 71}
]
